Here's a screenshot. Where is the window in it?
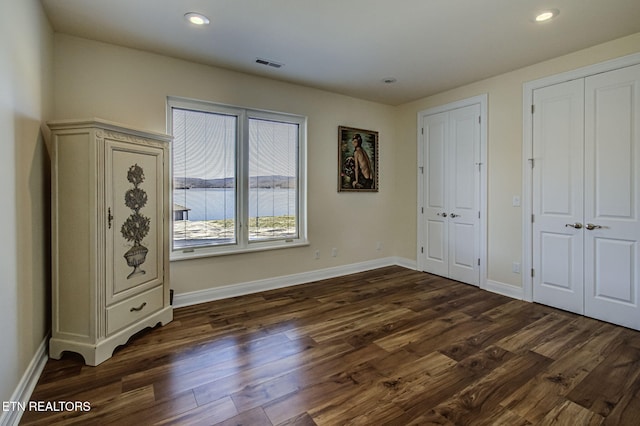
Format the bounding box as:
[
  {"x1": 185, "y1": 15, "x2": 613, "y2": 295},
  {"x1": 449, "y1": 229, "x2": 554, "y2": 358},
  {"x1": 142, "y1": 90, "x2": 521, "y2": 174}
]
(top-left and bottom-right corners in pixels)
[{"x1": 168, "y1": 97, "x2": 307, "y2": 259}]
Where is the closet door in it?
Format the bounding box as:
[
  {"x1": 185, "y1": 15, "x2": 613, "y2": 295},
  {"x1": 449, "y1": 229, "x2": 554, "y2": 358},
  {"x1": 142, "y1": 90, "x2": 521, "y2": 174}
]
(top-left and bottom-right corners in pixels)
[
  {"x1": 447, "y1": 105, "x2": 481, "y2": 285},
  {"x1": 532, "y1": 79, "x2": 585, "y2": 314},
  {"x1": 423, "y1": 111, "x2": 449, "y2": 278},
  {"x1": 584, "y1": 64, "x2": 640, "y2": 330},
  {"x1": 532, "y1": 64, "x2": 640, "y2": 330},
  {"x1": 422, "y1": 104, "x2": 480, "y2": 286}
]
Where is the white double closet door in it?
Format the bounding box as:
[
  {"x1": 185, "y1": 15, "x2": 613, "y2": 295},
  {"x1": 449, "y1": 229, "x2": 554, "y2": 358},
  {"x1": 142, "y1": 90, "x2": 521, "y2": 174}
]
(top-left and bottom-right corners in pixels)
[
  {"x1": 532, "y1": 64, "x2": 640, "y2": 330},
  {"x1": 421, "y1": 103, "x2": 481, "y2": 286}
]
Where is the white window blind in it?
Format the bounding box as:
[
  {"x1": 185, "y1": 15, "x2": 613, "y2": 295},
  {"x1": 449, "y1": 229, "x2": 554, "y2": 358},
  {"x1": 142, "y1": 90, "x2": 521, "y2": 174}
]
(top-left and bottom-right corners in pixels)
[
  {"x1": 168, "y1": 97, "x2": 307, "y2": 259},
  {"x1": 248, "y1": 118, "x2": 299, "y2": 241}
]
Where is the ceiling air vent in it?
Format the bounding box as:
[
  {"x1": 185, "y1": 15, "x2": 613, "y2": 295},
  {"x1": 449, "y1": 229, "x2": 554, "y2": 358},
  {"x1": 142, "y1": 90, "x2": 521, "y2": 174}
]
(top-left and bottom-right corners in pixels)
[{"x1": 256, "y1": 58, "x2": 283, "y2": 68}]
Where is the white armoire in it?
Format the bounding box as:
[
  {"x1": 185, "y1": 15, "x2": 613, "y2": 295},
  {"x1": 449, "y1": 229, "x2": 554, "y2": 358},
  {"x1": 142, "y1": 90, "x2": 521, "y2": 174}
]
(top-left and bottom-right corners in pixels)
[{"x1": 49, "y1": 119, "x2": 172, "y2": 366}]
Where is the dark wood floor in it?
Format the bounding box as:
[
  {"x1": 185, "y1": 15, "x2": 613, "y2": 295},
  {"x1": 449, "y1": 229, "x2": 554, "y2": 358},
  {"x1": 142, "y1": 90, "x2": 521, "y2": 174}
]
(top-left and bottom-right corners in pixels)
[{"x1": 22, "y1": 266, "x2": 640, "y2": 425}]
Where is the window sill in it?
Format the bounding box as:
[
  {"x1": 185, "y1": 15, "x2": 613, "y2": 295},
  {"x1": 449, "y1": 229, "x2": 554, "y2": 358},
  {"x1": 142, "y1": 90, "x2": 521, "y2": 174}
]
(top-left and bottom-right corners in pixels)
[{"x1": 170, "y1": 239, "x2": 310, "y2": 261}]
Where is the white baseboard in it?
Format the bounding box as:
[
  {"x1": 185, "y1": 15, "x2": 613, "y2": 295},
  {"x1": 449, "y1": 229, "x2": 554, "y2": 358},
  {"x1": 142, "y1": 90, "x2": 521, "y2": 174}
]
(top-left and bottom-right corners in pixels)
[
  {"x1": 394, "y1": 257, "x2": 417, "y2": 270},
  {"x1": 173, "y1": 256, "x2": 416, "y2": 308},
  {"x1": 0, "y1": 336, "x2": 49, "y2": 426},
  {"x1": 483, "y1": 279, "x2": 525, "y2": 300}
]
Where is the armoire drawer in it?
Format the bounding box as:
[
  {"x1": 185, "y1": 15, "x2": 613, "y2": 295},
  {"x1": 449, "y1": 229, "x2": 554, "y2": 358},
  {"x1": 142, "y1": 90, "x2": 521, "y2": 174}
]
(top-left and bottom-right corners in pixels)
[{"x1": 106, "y1": 285, "x2": 164, "y2": 335}]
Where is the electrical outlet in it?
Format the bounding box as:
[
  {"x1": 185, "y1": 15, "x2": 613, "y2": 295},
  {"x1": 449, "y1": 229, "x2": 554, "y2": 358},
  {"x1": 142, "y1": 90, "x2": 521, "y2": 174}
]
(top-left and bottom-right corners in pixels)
[
  {"x1": 512, "y1": 262, "x2": 521, "y2": 274},
  {"x1": 315, "y1": 250, "x2": 320, "y2": 260},
  {"x1": 331, "y1": 248, "x2": 338, "y2": 257},
  {"x1": 376, "y1": 241, "x2": 382, "y2": 251}
]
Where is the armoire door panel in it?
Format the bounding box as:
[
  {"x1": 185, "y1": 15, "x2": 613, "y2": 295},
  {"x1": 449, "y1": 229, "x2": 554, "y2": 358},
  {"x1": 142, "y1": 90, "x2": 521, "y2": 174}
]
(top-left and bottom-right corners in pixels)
[{"x1": 106, "y1": 140, "x2": 164, "y2": 305}]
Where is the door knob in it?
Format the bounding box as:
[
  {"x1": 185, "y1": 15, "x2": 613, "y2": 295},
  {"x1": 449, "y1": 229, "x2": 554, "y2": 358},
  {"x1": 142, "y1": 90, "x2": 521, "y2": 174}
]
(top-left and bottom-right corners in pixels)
[
  {"x1": 450, "y1": 213, "x2": 460, "y2": 218},
  {"x1": 585, "y1": 223, "x2": 602, "y2": 230},
  {"x1": 437, "y1": 212, "x2": 448, "y2": 217},
  {"x1": 565, "y1": 223, "x2": 583, "y2": 229}
]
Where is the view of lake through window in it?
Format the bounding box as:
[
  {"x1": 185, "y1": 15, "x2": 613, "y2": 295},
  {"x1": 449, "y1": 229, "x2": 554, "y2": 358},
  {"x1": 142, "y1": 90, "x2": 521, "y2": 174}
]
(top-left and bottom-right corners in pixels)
[{"x1": 171, "y1": 103, "x2": 302, "y2": 252}]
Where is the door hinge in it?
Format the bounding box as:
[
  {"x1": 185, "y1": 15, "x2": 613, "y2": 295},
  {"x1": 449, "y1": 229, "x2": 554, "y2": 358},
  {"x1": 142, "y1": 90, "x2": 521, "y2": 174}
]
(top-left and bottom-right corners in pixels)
[
  {"x1": 531, "y1": 214, "x2": 535, "y2": 223},
  {"x1": 421, "y1": 128, "x2": 424, "y2": 135},
  {"x1": 478, "y1": 116, "x2": 481, "y2": 124},
  {"x1": 531, "y1": 268, "x2": 535, "y2": 277},
  {"x1": 528, "y1": 158, "x2": 535, "y2": 168},
  {"x1": 531, "y1": 104, "x2": 535, "y2": 114},
  {"x1": 477, "y1": 258, "x2": 480, "y2": 266},
  {"x1": 421, "y1": 207, "x2": 424, "y2": 214},
  {"x1": 421, "y1": 247, "x2": 424, "y2": 254},
  {"x1": 478, "y1": 211, "x2": 480, "y2": 219}
]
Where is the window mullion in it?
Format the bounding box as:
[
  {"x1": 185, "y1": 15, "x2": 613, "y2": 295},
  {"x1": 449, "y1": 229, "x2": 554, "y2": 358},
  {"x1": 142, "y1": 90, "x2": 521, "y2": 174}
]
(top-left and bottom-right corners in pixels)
[{"x1": 238, "y1": 110, "x2": 250, "y2": 248}]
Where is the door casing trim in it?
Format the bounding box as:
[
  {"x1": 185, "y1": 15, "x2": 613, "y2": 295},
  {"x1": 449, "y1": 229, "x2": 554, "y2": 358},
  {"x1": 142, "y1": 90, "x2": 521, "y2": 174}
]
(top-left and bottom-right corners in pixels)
[
  {"x1": 522, "y1": 52, "x2": 640, "y2": 302},
  {"x1": 417, "y1": 94, "x2": 488, "y2": 288}
]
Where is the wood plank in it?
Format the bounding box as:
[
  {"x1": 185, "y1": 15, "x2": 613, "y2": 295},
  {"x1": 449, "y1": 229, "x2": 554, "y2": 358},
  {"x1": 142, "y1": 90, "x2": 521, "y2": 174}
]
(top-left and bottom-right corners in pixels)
[
  {"x1": 495, "y1": 312, "x2": 574, "y2": 353},
  {"x1": 566, "y1": 341, "x2": 640, "y2": 417},
  {"x1": 539, "y1": 400, "x2": 604, "y2": 426},
  {"x1": 602, "y1": 368, "x2": 640, "y2": 425},
  {"x1": 213, "y1": 406, "x2": 272, "y2": 426},
  {"x1": 374, "y1": 310, "x2": 472, "y2": 352},
  {"x1": 431, "y1": 350, "x2": 552, "y2": 424},
  {"x1": 501, "y1": 321, "x2": 624, "y2": 423},
  {"x1": 397, "y1": 345, "x2": 515, "y2": 413},
  {"x1": 154, "y1": 396, "x2": 238, "y2": 426},
  {"x1": 23, "y1": 267, "x2": 640, "y2": 425},
  {"x1": 261, "y1": 344, "x2": 387, "y2": 424},
  {"x1": 439, "y1": 313, "x2": 538, "y2": 362}
]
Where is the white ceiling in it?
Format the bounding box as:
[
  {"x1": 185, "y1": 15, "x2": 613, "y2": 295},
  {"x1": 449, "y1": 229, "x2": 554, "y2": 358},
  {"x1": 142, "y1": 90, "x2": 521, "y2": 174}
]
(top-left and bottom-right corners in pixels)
[{"x1": 41, "y1": 0, "x2": 640, "y2": 105}]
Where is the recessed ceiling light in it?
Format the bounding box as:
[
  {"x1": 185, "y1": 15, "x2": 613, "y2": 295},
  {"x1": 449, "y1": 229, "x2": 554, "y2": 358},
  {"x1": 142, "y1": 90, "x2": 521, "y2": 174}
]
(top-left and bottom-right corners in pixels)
[
  {"x1": 184, "y1": 12, "x2": 210, "y2": 26},
  {"x1": 535, "y1": 9, "x2": 559, "y2": 22}
]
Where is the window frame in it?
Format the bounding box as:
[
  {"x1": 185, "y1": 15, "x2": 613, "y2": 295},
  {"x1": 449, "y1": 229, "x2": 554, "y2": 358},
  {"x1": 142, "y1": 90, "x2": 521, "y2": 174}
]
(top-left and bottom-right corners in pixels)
[{"x1": 167, "y1": 96, "x2": 308, "y2": 260}]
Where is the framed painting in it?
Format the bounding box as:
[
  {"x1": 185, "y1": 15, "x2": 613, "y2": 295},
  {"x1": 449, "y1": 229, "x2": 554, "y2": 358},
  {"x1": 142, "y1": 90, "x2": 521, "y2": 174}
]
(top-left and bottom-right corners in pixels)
[{"x1": 338, "y1": 126, "x2": 378, "y2": 192}]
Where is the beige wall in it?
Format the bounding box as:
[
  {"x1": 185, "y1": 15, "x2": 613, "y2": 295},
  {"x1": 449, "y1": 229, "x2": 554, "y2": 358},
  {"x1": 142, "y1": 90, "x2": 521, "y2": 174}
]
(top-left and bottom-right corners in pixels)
[
  {"x1": 0, "y1": 0, "x2": 53, "y2": 404},
  {"x1": 53, "y1": 34, "x2": 399, "y2": 293},
  {"x1": 52, "y1": 31, "x2": 640, "y2": 296},
  {"x1": 396, "y1": 32, "x2": 640, "y2": 288}
]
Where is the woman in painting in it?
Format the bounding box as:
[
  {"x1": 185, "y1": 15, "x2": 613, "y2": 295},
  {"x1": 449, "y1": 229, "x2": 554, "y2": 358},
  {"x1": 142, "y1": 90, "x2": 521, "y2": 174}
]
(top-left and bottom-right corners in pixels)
[{"x1": 351, "y1": 133, "x2": 374, "y2": 189}]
